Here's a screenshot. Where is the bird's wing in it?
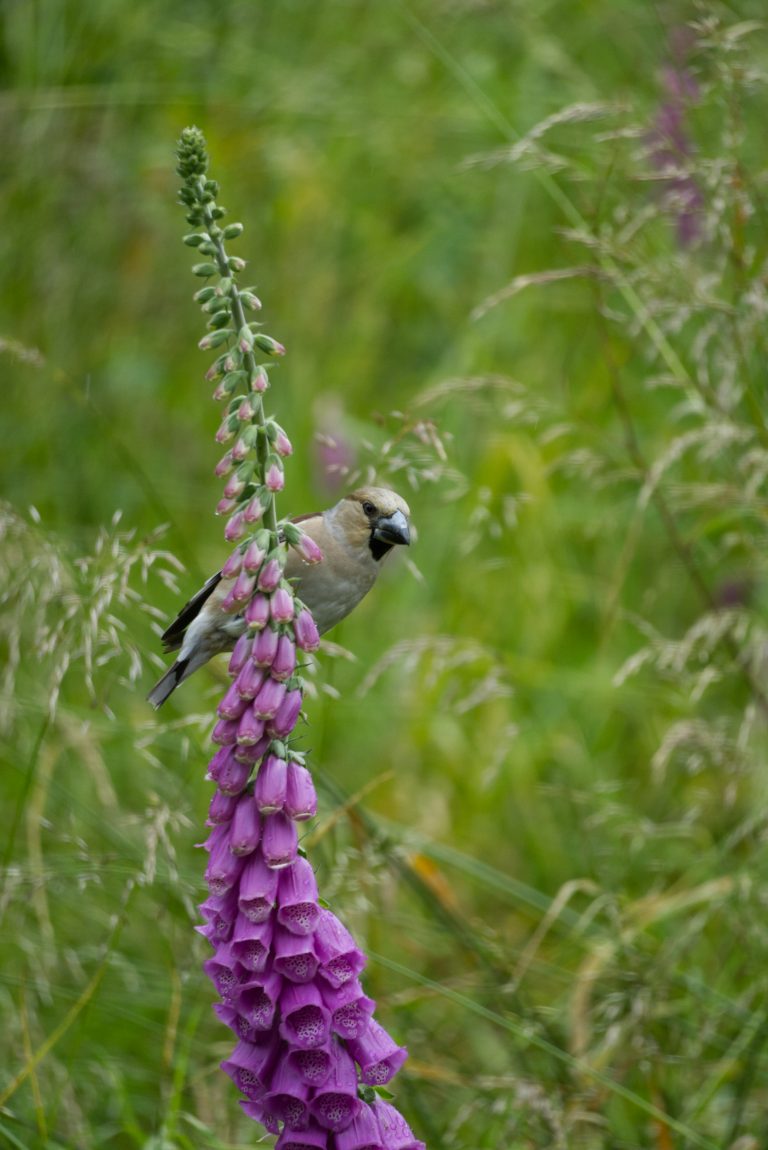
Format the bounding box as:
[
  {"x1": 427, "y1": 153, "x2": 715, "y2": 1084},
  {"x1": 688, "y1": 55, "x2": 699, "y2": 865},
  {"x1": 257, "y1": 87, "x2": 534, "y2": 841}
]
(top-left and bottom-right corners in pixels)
[{"x1": 161, "y1": 571, "x2": 223, "y2": 652}]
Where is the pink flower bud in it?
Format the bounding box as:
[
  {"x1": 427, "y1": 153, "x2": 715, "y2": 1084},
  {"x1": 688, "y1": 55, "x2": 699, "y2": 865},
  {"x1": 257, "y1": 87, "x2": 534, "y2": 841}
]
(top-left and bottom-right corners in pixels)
[
  {"x1": 230, "y1": 794, "x2": 262, "y2": 856},
  {"x1": 271, "y1": 634, "x2": 297, "y2": 682},
  {"x1": 237, "y1": 705, "x2": 266, "y2": 746},
  {"x1": 294, "y1": 534, "x2": 324, "y2": 565},
  {"x1": 265, "y1": 463, "x2": 284, "y2": 492},
  {"x1": 268, "y1": 688, "x2": 303, "y2": 738},
  {"x1": 215, "y1": 422, "x2": 234, "y2": 445},
  {"x1": 228, "y1": 633, "x2": 253, "y2": 676},
  {"x1": 233, "y1": 734, "x2": 270, "y2": 765},
  {"x1": 231, "y1": 437, "x2": 249, "y2": 462},
  {"x1": 219, "y1": 585, "x2": 242, "y2": 614},
  {"x1": 223, "y1": 474, "x2": 245, "y2": 500},
  {"x1": 234, "y1": 661, "x2": 266, "y2": 700},
  {"x1": 207, "y1": 747, "x2": 251, "y2": 795},
  {"x1": 257, "y1": 557, "x2": 281, "y2": 592},
  {"x1": 243, "y1": 538, "x2": 267, "y2": 574},
  {"x1": 253, "y1": 676, "x2": 287, "y2": 720},
  {"x1": 212, "y1": 717, "x2": 239, "y2": 746},
  {"x1": 245, "y1": 593, "x2": 270, "y2": 629},
  {"x1": 237, "y1": 397, "x2": 255, "y2": 421},
  {"x1": 224, "y1": 511, "x2": 247, "y2": 542},
  {"x1": 285, "y1": 762, "x2": 317, "y2": 821},
  {"x1": 217, "y1": 681, "x2": 250, "y2": 721},
  {"x1": 207, "y1": 787, "x2": 239, "y2": 827},
  {"x1": 215, "y1": 452, "x2": 234, "y2": 477},
  {"x1": 221, "y1": 548, "x2": 243, "y2": 580},
  {"x1": 253, "y1": 625, "x2": 279, "y2": 667},
  {"x1": 251, "y1": 367, "x2": 268, "y2": 393},
  {"x1": 294, "y1": 610, "x2": 321, "y2": 653},
  {"x1": 243, "y1": 494, "x2": 265, "y2": 524},
  {"x1": 270, "y1": 587, "x2": 294, "y2": 623},
  {"x1": 275, "y1": 428, "x2": 293, "y2": 457},
  {"x1": 231, "y1": 568, "x2": 256, "y2": 603},
  {"x1": 216, "y1": 497, "x2": 237, "y2": 516},
  {"x1": 254, "y1": 754, "x2": 288, "y2": 814}
]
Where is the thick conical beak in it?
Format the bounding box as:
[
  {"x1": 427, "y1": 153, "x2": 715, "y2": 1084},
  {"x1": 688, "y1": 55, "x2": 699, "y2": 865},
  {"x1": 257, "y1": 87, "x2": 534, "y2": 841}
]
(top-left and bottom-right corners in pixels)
[{"x1": 372, "y1": 509, "x2": 410, "y2": 546}]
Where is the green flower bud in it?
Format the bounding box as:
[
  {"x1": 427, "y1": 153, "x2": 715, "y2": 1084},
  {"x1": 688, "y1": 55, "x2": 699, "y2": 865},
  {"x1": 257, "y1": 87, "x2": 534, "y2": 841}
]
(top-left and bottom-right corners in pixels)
[
  {"x1": 198, "y1": 241, "x2": 217, "y2": 256},
  {"x1": 282, "y1": 521, "x2": 302, "y2": 545},
  {"x1": 228, "y1": 256, "x2": 246, "y2": 272},
  {"x1": 223, "y1": 222, "x2": 244, "y2": 239},
  {"x1": 215, "y1": 278, "x2": 233, "y2": 297},
  {"x1": 198, "y1": 329, "x2": 232, "y2": 350},
  {"x1": 194, "y1": 286, "x2": 217, "y2": 303},
  {"x1": 191, "y1": 262, "x2": 217, "y2": 277},
  {"x1": 208, "y1": 310, "x2": 232, "y2": 330},
  {"x1": 183, "y1": 233, "x2": 208, "y2": 247},
  {"x1": 253, "y1": 333, "x2": 286, "y2": 356},
  {"x1": 240, "y1": 291, "x2": 262, "y2": 312},
  {"x1": 211, "y1": 206, "x2": 226, "y2": 220}
]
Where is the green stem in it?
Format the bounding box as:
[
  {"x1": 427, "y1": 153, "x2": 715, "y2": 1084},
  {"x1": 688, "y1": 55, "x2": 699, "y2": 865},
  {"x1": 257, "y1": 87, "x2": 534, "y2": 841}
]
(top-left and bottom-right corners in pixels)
[{"x1": 197, "y1": 180, "x2": 279, "y2": 544}]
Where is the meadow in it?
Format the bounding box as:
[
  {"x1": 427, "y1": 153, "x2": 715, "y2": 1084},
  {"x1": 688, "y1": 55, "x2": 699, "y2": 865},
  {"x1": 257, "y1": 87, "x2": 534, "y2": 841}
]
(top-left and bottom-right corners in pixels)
[{"x1": 2, "y1": 2, "x2": 768, "y2": 1147}]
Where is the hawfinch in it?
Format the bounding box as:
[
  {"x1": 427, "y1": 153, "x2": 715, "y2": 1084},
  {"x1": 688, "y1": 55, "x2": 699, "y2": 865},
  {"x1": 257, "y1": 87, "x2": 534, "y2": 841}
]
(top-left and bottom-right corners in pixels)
[{"x1": 147, "y1": 486, "x2": 411, "y2": 708}]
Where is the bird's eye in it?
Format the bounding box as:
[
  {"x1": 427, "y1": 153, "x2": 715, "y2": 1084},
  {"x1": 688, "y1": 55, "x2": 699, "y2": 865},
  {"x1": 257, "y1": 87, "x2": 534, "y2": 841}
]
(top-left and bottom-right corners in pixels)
[{"x1": 362, "y1": 501, "x2": 377, "y2": 517}]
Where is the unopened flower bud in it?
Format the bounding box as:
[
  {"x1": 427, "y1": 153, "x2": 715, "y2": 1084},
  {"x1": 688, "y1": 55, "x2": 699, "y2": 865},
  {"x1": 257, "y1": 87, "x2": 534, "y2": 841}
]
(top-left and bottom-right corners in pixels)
[
  {"x1": 224, "y1": 510, "x2": 247, "y2": 542},
  {"x1": 237, "y1": 397, "x2": 255, "y2": 422},
  {"x1": 237, "y1": 705, "x2": 266, "y2": 746},
  {"x1": 270, "y1": 587, "x2": 294, "y2": 624},
  {"x1": 253, "y1": 676, "x2": 287, "y2": 721},
  {"x1": 215, "y1": 451, "x2": 234, "y2": 477},
  {"x1": 223, "y1": 474, "x2": 245, "y2": 500},
  {"x1": 245, "y1": 593, "x2": 270, "y2": 629},
  {"x1": 275, "y1": 427, "x2": 293, "y2": 457},
  {"x1": 216, "y1": 497, "x2": 237, "y2": 516},
  {"x1": 268, "y1": 688, "x2": 303, "y2": 738},
  {"x1": 254, "y1": 754, "x2": 287, "y2": 814},
  {"x1": 294, "y1": 533, "x2": 323, "y2": 565},
  {"x1": 285, "y1": 762, "x2": 317, "y2": 821},
  {"x1": 294, "y1": 610, "x2": 321, "y2": 652},
  {"x1": 229, "y1": 794, "x2": 262, "y2": 856},
  {"x1": 231, "y1": 568, "x2": 256, "y2": 603},
  {"x1": 250, "y1": 367, "x2": 269, "y2": 393},
  {"x1": 254, "y1": 333, "x2": 286, "y2": 356},
  {"x1": 265, "y1": 459, "x2": 284, "y2": 493},
  {"x1": 243, "y1": 493, "x2": 266, "y2": 524},
  {"x1": 257, "y1": 557, "x2": 281, "y2": 592},
  {"x1": 221, "y1": 548, "x2": 243, "y2": 579},
  {"x1": 228, "y1": 633, "x2": 253, "y2": 676},
  {"x1": 228, "y1": 255, "x2": 246, "y2": 272},
  {"x1": 243, "y1": 538, "x2": 267, "y2": 574},
  {"x1": 192, "y1": 261, "x2": 217, "y2": 277},
  {"x1": 231, "y1": 436, "x2": 249, "y2": 462},
  {"x1": 271, "y1": 634, "x2": 297, "y2": 681},
  {"x1": 262, "y1": 812, "x2": 298, "y2": 870},
  {"x1": 241, "y1": 291, "x2": 262, "y2": 311},
  {"x1": 253, "y1": 624, "x2": 279, "y2": 668}
]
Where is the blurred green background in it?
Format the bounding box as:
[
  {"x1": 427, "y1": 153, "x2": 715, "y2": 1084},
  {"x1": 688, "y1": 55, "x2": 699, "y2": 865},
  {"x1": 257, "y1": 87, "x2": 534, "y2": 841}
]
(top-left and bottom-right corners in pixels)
[{"x1": 3, "y1": 1, "x2": 768, "y2": 1147}]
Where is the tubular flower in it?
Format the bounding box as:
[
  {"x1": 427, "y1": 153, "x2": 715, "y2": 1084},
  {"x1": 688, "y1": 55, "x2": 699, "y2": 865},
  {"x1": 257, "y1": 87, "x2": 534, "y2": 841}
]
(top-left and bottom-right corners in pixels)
[{"x1": 175, "y1": 125, "x2": 422, "y2": 1148}]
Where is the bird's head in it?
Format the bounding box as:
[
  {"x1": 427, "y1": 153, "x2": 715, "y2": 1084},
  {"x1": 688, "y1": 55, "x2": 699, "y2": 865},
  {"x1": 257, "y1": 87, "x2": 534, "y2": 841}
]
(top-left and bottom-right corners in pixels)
[{"x1": 336, "y1": 486, "x2": 411, "y2": 560}]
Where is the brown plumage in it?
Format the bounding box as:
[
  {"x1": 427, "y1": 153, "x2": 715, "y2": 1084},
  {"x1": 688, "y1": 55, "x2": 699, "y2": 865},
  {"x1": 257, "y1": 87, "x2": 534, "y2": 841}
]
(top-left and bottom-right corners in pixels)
[{"x1": 147, "y1": 486, "x2": 411, "y2": 707}]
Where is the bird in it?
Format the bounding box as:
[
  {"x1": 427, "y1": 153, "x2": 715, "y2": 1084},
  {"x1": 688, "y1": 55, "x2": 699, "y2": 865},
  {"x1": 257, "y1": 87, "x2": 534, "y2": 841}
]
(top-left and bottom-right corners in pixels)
[{"x1": 147, "y1": 486, "x2": 411, "y2": 708}]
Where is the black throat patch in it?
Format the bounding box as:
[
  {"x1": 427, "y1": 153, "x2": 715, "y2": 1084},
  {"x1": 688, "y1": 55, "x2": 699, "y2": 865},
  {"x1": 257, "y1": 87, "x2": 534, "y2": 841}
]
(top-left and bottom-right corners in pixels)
[{"x1": 369, "y1": 537, "x2": 393, "y2": 562}]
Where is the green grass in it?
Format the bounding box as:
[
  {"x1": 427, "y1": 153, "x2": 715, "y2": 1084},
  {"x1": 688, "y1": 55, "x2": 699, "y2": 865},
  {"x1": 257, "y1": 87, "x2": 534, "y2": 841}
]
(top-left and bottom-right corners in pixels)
[{"x1": 3, "y1": 2, "x2": 768, "y2": 1147}]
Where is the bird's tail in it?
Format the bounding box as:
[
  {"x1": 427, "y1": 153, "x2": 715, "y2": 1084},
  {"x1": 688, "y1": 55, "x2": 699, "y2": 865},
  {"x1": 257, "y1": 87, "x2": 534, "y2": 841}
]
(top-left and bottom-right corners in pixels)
[{"x1": 147, "y1": 657, "x2": 189, "y2": 709}]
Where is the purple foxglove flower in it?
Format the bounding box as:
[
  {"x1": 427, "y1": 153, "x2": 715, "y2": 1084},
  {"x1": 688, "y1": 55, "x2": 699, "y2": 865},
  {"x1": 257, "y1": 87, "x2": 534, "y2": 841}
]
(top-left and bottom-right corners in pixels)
[
  {"x1": 271, "y1": 633, "x2": 297, "y2": 681},
  {"x1": 265, "y1": 461, "x2": 285, "y2": 492},
  {"x1": 207, "y1": 746, "x2": 252, "y2": 795},
  {"x1": 223, "y1": 473, "x2": 246, "y2": 500},
  {"x1": 215, "y1": 423, "x2": 234, "y2": 446},
  {"x1": 373, "y1": 1100, "x2": 426, "y2": 1150},
  {"x1": 231, "y1": 567, "x2": 257, "y2": 603},
  {"x1": 274, "y1": 1119, "x2": 328, "y2": 1149},
  {"x1": 271, "y1": 587, "x2": 295, "y2": 623},
  {"x1": 257, "y1": 556, "x2": 282, "y2": 592},
  {"x1": 253, "y1": 676, "x2": 287, "y2": 720},
  {"x1": 221, "y1": 548, "x2": 244, "y2": 581},
  {"x1": 294, "y1": 609, "x2": 321, "y2": 653},
  {"x1": 220, "y1": 1034, "x2": 279, "y2": 1099},
  {"x1": 234, "y1": 734, "x2": 270, "y2": 765},
  {"x1": 212, "y1": 716, "x2": 239, "y2": 746},
  {"x1": 254, "y1": 754, "x2": 288, "y2": 813},
  {"x1": 279, "y1": 981, "x2": 332, "y2": 1050},
  {"x1": 335, "y1": 1104, "x2": 384, "y2": 1150},
  {"x1": 245, "y1": 592, "x2": 270, "y2": 629},
  {"x1": 243, "y1": 537, "x2": 267, "y2": 574},
  {"x1": 237, "y1": 969, "x2": 282, "y2": 1031},
  {"x1": 204, "y1": 827, "x2": 246, "y2": 896},
  {"x1": 231, "y1": 436, "x2": 249, "y2": 462},
  {"x1": 253, "y1": 624, "x2": 279, "y2": 668},
  {"x1": 228, "y1": 632, "x2": 253, "y2": 676},
  {"x1": 207, "y1": 787, "x2": 239, "y2": 825},
  {"x1": 215, "y1": 451, "x2": 234, "y2": 478},
  {"x1": 240, "y1": 1097, "x2": 280, "y2": 1136},
  {"x1": 231, "y1": 913, "x2": 273, "y2": 972},
  {"x1": 203, "y1": 943, "x2": 248, "y2": 1004},
  {"x1": 347, "y1": 1019, "x2": 408, "y2": 1086},
  {"x1": 272, "y1": 923, "x2": 319, "y2": 984},
  {"x1": 277, "y1": 856, "x2": 320, "y2": 936},
  {"x1": 262, "y1": 811, "x2": 299, "y2": 870},
  {"x1": 236, "y1": 705, "x2": 266, "y2": 746},
  {"x1": 287, "y1": 1044, "x2": 333, "y2": 1088},
  {"x1": 320, "y1": 978, "x2": 376, "y2": 1041},
  {"x1": 294, "y1": 534, "x2": 324, "y2": 565},
  {"x1": 199, "y1": 887, "x2": 239, "y2": 942},
  {"x1": 315, "y1": 909, "x2": 366, "y2": 988},
  {"x1": 229, "y1": 794, "x2": 262, "y2": 855},
  {"x1": 243, "y1": 493, "x2": 266, "y2": 524},
  {"x1": 217, "y1": 681, "x2": 250, "y2": 721},
  {"x1": 263, "y1": 1056, "x2": 311, "y2": 1131},
  {"x1": 238, "y1": 851, "x2": 279, "y2": 923},
  {"x1": 275, "y1": 427, "x2": 293, "y2": 457},
  {"x1": 216, "y1": 496, "x2": 237, "y2": 515},
  {"x1": 285, "y1": 762, "x2": 318, "y2": 821},
  {"x1": 219, "y1": 584, "x2": 244, "y2": 614},
  {"x1": 224, "y1": 510, "x2": 247, "y2": 542},
  {"x1": 268, "y1": 688, "x2": 303, "y2": 738},
  {"x1": 214, "y1": 1002, "x2": 264, "y2": 1044},
  {"x1": 234, "y1": 660, "x2": 266, "y2": 700},
  {"x1": 251, "y1": 366, "x2": 268, "y2": 393},
  {"x1": 310, "y1": 1041, "x2": 360, "y2": 1133}
]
